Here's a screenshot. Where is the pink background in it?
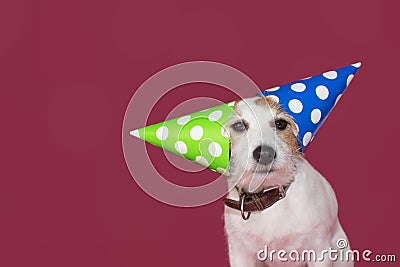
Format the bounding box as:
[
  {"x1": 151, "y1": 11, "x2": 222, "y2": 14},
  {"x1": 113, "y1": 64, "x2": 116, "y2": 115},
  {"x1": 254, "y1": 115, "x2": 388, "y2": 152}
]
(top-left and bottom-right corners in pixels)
[{"x1": 1, "y1": 1, "x2": 399, "y2": 266}]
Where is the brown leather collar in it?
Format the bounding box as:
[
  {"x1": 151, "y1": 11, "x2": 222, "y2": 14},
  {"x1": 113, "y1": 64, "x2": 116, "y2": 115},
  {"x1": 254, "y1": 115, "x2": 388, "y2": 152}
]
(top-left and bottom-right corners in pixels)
[{"x1": 224, "y1": 185, "x2": 288, "y2": 220}]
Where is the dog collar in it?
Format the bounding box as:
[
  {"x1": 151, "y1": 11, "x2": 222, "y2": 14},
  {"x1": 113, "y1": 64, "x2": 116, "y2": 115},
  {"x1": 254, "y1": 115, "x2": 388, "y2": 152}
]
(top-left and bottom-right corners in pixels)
[{"x1": 224, "y1": 185, "x2": 288, "y2": 220}]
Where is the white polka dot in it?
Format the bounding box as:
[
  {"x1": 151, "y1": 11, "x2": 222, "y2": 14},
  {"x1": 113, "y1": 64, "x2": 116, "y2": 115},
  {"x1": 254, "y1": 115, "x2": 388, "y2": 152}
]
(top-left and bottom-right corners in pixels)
[
  {"x1": 323, "y1": 71, "x2": 338, "y2": 79},
  {"x1": 190, "y1": 125, "x2": 203, "y2": 140},
  {"x1": 267, "y1": 95, "x2": 279, "y2": 103},
  {"x1": 130, "y1": 129, "x2": 140, "y2": 138},
  {"x1": 208, "y1": 110, "x2": 223, "y2": 122},
  {"x1": 316, "y1": 85, "x2": 329, "y2": 100},
  {"x1": 217, "y1": 167, "x2": 229, "y2": 176},
  {"x1": 265, "y1": 86, "x2": 280, "y2": 92},
  {"x1": 352, "y1": 62, "x2": 361, "y2": 68},
  {"x1": 303, "y1": 132, "x2": 312, "y2": 146},
  {"x1": 195, "y1": 156, "x2": 209, "y2": 167},
  {"x1": 335, "y1": 94, "x2": 342, "y2": 106},
  {"x1": 302, "y1": 76, "x2": 311, "y2": 80},
  {"x1": 156, "y1": 126, "x2": 168, "y2": 140},
  {"x1": 227, "y1": 101, "x2": 235, "y2": 106},
  {"x1": 291, "y1": 83, "x2": 306, "y2": 92},
  {"x1": 177, "y1": 115, "x2": 191, "y2": 125},
  {"x1": 311, "y1": 109, "x2": 321, "y2": 124},
  {"x1": 208, "y1": 142, "x2": 222, "y2": 157},
  {"x1": 288, "y1": 99, "x2": 303, "y2": 113},
  {"x1": 346, "y1": 74, "x2": 354, "y2": 87},
  {"x1": 221, "y1": 126, "x2": 229, "y2": 138},
  {"x1": 174, "y1": 141, "x2": 187, "y2": 154}
]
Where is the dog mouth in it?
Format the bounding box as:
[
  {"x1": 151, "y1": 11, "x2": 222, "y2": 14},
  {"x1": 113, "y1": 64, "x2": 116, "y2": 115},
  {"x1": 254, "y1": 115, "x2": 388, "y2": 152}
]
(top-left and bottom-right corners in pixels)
[
  {"x1": 253, "y1": 167, "x2": 276, "y2": 174},
  {"x1": 252, "y1": 158, "x2": 279, "y2": 174}
]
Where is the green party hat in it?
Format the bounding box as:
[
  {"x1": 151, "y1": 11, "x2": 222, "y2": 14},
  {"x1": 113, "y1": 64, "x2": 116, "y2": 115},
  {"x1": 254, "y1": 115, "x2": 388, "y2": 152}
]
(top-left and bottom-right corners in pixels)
[{"x1": 130, "y1": 102, "x2": 235, "y2": 176}]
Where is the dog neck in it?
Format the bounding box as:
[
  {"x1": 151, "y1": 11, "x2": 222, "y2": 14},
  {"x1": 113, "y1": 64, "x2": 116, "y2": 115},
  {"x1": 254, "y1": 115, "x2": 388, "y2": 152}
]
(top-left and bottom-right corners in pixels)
[
  {"x1": 225, "y1": 157, "x2": 308, "y2": 220},
  {"x1": 224, "y1": 185, "x2": 289, "y2": 220}
]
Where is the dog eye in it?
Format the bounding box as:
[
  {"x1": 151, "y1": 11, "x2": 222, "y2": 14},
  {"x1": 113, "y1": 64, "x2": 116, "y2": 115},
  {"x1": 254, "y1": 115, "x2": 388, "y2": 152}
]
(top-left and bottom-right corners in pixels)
[
  {"x1": 231, "y1": 121, "x2": 247, "y2": 132},
  {"x1": 275, "y1": 119, "x2": 288, "y2": 130}
]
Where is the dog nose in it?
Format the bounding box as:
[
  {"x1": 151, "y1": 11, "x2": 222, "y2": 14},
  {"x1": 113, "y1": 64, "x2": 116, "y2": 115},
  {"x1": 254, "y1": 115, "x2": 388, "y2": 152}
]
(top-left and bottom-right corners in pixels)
[{"x1": 253, "y1": 145, "x2": 276, "y2": 165}]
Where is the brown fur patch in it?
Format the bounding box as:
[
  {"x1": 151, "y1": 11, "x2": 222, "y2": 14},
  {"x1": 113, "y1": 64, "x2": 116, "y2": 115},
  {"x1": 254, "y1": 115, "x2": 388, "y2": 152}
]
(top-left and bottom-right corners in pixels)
[
  {"x1": 255, "y1": 96, "x2": 301, "y2": 153},
  {"x1": 254, "y1": 95, "x2": 283, "y2": 112},
  {"x1": 277, "y1": 119, "x2": 301, "y2": 154},
  {"x1": 233, "y1": 99, "x2": 242, "y2": 115}
]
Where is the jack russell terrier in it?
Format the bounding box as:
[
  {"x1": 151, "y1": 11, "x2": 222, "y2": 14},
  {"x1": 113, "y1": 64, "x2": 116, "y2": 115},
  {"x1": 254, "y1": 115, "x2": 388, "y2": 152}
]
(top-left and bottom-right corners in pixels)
[{"x1": 223, "y1": 95, "x2": 352, "y2": 267}]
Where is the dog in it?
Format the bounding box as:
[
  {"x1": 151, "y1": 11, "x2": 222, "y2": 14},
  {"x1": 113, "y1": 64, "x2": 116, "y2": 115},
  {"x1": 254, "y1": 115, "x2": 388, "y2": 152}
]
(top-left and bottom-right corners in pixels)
[{"x1": 223, "y1": 95, "x2": 353, "y2": 267}]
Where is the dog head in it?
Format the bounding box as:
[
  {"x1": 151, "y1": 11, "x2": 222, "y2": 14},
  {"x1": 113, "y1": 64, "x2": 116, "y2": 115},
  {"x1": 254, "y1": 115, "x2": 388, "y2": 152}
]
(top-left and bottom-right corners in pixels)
[{"x1": 225, "y1": 95, "x2": 302, "y2": 193}]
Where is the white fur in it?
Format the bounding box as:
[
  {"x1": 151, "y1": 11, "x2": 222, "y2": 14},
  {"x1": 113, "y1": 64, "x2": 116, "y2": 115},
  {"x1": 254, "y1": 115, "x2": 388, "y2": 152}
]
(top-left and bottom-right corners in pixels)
[{"x1": 224, "y1": 96, "x2": 352, "y2": 267}]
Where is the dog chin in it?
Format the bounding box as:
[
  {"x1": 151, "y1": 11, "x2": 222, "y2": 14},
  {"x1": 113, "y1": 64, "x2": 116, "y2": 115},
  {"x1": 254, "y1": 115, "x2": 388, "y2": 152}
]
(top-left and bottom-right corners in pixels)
[{"x1": 235, "y1": 167, "x2": 293, "y2": 193}]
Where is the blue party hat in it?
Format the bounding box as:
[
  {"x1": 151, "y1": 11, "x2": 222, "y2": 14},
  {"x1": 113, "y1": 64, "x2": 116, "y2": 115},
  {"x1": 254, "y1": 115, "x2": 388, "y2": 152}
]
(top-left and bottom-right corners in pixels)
[{"x1": 259, "y1": 62, "x2": 361, "y2": 150}]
